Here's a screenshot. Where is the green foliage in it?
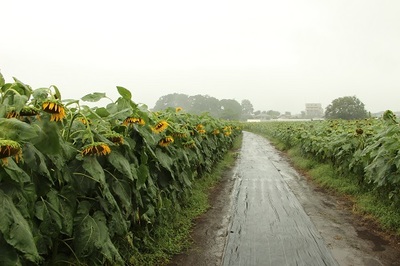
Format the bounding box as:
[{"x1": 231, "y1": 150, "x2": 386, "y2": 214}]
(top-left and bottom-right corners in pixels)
[
  {"x1": 0, "y1": 190, "x2": 41, "y2": 264},
  {"x1": 81, "y1": 92, "x2": 107, "y2": 102},
  {"x1": 220, "y1": 99, "x2": 242, "y2": 120},
  {"x1": 0, "y1": 72, "x2": 242, "y2": 265},
  {"x1": 0, "y1": 72, "x2": 5, "y2": 87},
  {"x1": 153, "y1": 93, "x2": 252, "y2": 120},
  {"x1": 241, "y1": 99, "x2": 254, "y2": 120},
  {"x1": 325, "y1": 95, "x2": 368, "y2": 120},
  {"x1": 266, "y1": 110, "x2": 280, "y2": 118},
  {"x1": 132, "y1": 135, "x2": 242, "y2": 265}
]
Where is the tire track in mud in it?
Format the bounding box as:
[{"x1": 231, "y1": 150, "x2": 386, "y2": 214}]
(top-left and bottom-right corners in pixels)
[{"x1": 222, "y1": 132, "x2": 338, "y2": 266}]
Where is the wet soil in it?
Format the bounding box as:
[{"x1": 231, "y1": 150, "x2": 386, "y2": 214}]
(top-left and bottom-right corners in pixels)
[{"x1": 168, "y1": 132, "x2": 400, "y2": 266}]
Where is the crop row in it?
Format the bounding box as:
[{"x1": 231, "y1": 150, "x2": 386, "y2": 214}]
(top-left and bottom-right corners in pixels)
[{"x1": 0, "y1": 73, "x2": 241, "y2": 265}]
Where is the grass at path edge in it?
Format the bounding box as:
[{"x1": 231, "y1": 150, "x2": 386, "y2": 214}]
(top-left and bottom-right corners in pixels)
[
  {"x1": 281, "y1": 139, "x2": 400, "y2": 237},
  {"x1": 131, "y1": 134, "x2": 242, "y2": 265}
]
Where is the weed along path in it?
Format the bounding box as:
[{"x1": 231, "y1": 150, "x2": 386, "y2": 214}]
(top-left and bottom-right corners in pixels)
[
  {"x1": 169, "y1": 132, "x2": 400, "y2": 266},
  {"x1": 222, "y1": 132, "x2": 337, "y2": 266}
]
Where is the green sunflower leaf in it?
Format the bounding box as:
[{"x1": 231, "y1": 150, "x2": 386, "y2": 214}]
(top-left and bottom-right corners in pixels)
[
  {"x1": 82, "y1": 156, "x2": 105, "y2": 184},
  {"x1": 0, "y1": 71, "x2": 4, "y2": 87},
  {"x1": 107, "y1": 151, "x2": 133, "y2": 181},
  {"x1": 0, "y1": 118, "x2": 38, "y2": 142},
  {"x1": 116, "y1": 86, "x2": 131, "y2": 100},
  {"x1": 81, "y1": 92, "x2": 107, "y2": 102},
  {"x1": 0, "y1": 189, "x2": 41, "y2": 264}
]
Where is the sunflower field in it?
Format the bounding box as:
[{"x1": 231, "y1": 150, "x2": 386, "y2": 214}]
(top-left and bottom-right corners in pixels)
[
  {"x1": 0, "y1": 72, "x2": 241, "y2": 265},
  {"x1": 244, "y1": 114, "x2": 400, "y2": 208}
]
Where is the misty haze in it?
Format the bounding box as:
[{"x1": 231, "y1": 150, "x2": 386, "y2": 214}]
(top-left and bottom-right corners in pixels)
[{"x1": 1, "y1": 1, "x2": 400, "y2": 265}]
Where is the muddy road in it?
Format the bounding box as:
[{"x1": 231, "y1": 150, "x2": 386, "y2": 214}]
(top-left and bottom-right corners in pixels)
[{"x1": 169, "y1": 132, "x2": 400, "y2": 266}]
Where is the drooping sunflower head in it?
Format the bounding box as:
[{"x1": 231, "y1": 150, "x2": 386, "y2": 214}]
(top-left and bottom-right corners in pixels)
[
  {"x1": 158, "y1": 136, "x2": 174, "y2": 147},
  {"x1": 195, "y1": 124, "x2": 207, "y2": 134},
  {"x1": 77, "y1": 117, "x2": 91, "y2": 125},
  {"x1": 6, "y1": 106, "x2": 40, "y2": 120},
  {"x1": 183, "y1": 140, "x2": 196, "y2": 149},
  {"x1": 42, "y1": 99, "x2": 66, "y2": 121},
  {"x1": 223, "y1": 126, "x2": 232, "y2": 136},
  {"x1": 0, "y1": 139, "x2": 22, "y2": 165},
  {"x1": 152, "y1": 120, "x2": 169, "y2": 134},
  {"x1": 105, "y1": 132, "x2": 124, "y2": 145},
  {"x1": 175, "y1": 107, "x2": 183, "y2": 112},
  {"x1": 19, "y1": 106, "x2": 40, "y2": 117},
  {"x1": 81, "y1": 142, "x2": 111, "y2": 156},
  {"x1": 172, "y1": 130, "x2": 188, "y2": 139},
  {"x1": 5, "y1": 108, "x2": 18, "y2": 119},
  {"x1": 123, "y1": 117, "x2": 145, "y2": 126},
  {"x1": 213, "y1": 129, "x2": 220, "y2": 135},
  {"x1": 356, "y1": 128, "x2": 363, "y2": 135},
  {"x1": 382, "y1": 110, "x2": 397, "y2": 124},
  {"x1": 224, "y1": 132, "x2": 231, "y2": 136}
]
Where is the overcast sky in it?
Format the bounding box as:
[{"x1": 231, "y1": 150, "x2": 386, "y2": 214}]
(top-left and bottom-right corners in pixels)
[{"x1": 1, "y1": 0, "x2": 399, "y2": 114}]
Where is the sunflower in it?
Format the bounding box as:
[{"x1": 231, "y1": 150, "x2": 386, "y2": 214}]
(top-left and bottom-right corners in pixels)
[
  {"x1": 123, "y1": 117, "x2": 145, "y2": 126},
  {"x1": 5, "y1": 112, "x2": 17, "y2": 119},
  {"x1": 81, "y1": 142, "x2": 111, "y2": 156},
  {"x1": 0, "y1": 139, "x2": 22, "y2": 165},
  {"x1": 5, "y1": 106, "x2": 40, "y2": 120},
  {"x1": 77, "y1": 117, "x2": 91, "y2": 125},
  {"x1": 195, "y1": 124, "x2": 207, "y2": 134},
  {"x1": 223, "y1": 126, "x2": 232, "y2": 136},
  {"x1": 5, "y1": 109, "x2": 18, "y2": 119},
  {"x1": 19, "y1": 106, "x2": 40, "y2": 117},
  {"x1": 105, "y1": 132, "x2": 124, "y2": 145},
  {"x1": 42, "y1": 100, "x2": 66, "y2": 121},
  {"x1": 175, "y1": 107, "x2": 183, "y2": 112},
  {"x1": 152, "y1": 120, "x2": 169, "y2": 134},
  {"x1": 172, "y1": 131, "x2": 187, "y2": 139},
  {"x1": 158, "y1": 136, "x2": 174, "y2": 147},
  {"x1": 212, "y1": 129, "x2": 220, "y2": 135}
]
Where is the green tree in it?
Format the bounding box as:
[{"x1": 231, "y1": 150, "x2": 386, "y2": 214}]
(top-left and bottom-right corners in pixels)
[
  {"x1": 325, "y1": 96, "x2": 368, "y2": 120},
  {"x1": 153, "y1": 93, "x2": 190, "y2": 111},
  {"x1": 188, "y1": 95, "x2": 221, "y2": 116},
  {"x1": 219, "y1": 99, "x2": 242, "y2": 120},
  {"x1": 241, "y1": 99, "x2": 254, "y2": 120},
  {"x1": 154, "y1": 93, "x2": 248, "y2": 119},
  {"x1": 266, "y1": 110, "x2": 280, "y2": 119}
]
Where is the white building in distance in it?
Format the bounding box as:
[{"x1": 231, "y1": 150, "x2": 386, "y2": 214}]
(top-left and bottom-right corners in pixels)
[{"x1": 305, "y1": 103, "x2": 324, "y2": 118}]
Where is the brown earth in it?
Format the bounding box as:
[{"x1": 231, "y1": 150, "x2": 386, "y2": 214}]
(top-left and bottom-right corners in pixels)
[{"x1": 168, "y1": 143, "x2": 400, "y2": 266}]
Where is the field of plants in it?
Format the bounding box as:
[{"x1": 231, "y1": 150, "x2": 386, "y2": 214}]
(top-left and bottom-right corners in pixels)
[
  {"x1": 0, "y1": 72, "x2": 241, "y2": 265},
  {"x1": 244, "y1": 115, "x2": 400, "y2": 210}
]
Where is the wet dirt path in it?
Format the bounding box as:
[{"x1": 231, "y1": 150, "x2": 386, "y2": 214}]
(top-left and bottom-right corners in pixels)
[
  {"x1": 169, "y1": 131, "x2": 400, "y2": 266},
  {"x1": 222, "y1": 132, "x2": 337, "y2": 266}
]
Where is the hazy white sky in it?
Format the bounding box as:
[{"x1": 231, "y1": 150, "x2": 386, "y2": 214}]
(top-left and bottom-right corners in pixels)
[{"x1": 1, "y1": 0, "x2": 399, "y2": 114}]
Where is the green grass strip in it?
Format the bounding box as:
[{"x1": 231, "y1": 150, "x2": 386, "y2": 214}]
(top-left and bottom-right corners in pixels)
[{"x1": 286, "y1": 145, "x2": 400, "y2": 236}]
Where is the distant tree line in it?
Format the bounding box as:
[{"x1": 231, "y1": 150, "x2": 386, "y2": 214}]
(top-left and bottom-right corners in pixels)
[
  {"x1": 153, "y1": 93, "x2": 371, "y2": 121},
  {"x1": 153, "y1": 93, "x2": 254, "y2": 121}
]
